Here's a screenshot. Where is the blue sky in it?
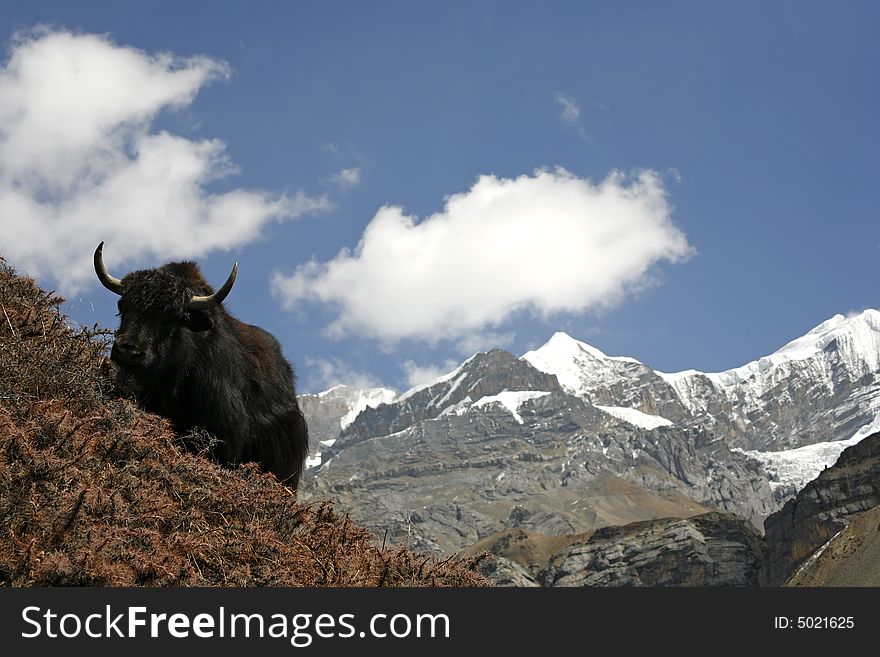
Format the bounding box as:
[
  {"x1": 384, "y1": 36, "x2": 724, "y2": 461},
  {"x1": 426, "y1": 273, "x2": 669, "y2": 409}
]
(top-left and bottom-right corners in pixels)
[{"x1": 1, "y1": 1, "x2": 877, "y2": 393}]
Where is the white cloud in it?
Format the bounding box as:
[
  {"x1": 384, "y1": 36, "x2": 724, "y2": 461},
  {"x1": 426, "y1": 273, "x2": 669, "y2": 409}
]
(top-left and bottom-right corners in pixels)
[
  {"x1": 402, "y1": 359, "x2": 460, "y2": 389},
  {"x1": 555, "y1": 92, "x2": 580, "y2": 123},
  {"x1": 328, "y1": 166, "x2": 362, "y2": 190},
  {"x1": 304, "y1": 356, "x2": 384, "y2": 393},
  {"x1": 455, "y1": 330, "x2": 515, "y2": 355},
  {"x1": 0, "y1": 28, "x2": 328, "y2": 291},
  {"x1": 554, "y1": 92, "x2": 585, "y2": 136},
  {"x1": 272, "y1": 168, "x2": 693, "y2": 345}
]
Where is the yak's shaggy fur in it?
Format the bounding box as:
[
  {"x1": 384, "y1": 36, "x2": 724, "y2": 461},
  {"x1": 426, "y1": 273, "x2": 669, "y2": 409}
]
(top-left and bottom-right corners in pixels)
[{"x1": 110, "y1": 260, "x2": 309, "y2": 488}]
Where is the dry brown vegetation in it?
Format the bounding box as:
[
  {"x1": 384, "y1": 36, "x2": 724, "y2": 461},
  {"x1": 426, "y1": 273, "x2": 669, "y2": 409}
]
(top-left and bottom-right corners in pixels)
[{"x1": 0, "y1": 258, "x2": 488, "y2": 587}]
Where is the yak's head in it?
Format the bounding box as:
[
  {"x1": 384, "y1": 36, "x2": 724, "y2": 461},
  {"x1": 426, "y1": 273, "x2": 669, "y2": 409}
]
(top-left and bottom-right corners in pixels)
[{"x1": 94, "y1": 242, "x2": 237, "y2": 376}]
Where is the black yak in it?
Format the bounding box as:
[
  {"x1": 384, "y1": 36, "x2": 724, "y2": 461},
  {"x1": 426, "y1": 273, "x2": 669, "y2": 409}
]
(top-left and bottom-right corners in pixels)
[{"x1": 94, "y1": 242, "x2": 309, "y2": 488}]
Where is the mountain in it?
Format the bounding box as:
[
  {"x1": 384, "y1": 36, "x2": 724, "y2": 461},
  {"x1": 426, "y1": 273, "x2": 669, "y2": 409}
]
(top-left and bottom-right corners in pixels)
[
  {"x1": 668, "y1": 311, "x2": 880, "y2": 448},
  {"x1": 522, "y1": 332, "x2": 691, "y2": 423},
  {"x1": 519, "y1": 312, "x2": 880, "y2": 499},
  {"x1": 301, "y1": 310, "x2": 880, "y2": 577},
  {"x1": 302, "y1": 351, "x2": 774, "y2": 555}
]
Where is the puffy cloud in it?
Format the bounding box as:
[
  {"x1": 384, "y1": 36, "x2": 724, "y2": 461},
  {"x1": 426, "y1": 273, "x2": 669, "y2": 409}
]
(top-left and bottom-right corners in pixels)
[
  {"x1": 0, "y1": 28, "x2": 327, "y2": 291},
  {"x1": 272, "y1": 168, "x2": 693, "y2": 345}
]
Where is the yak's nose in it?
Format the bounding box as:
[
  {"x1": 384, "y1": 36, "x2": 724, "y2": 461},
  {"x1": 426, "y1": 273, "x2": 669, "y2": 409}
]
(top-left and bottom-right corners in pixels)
[{"x1": 111, "y1": 338, "x2": 144, "y2": 365}]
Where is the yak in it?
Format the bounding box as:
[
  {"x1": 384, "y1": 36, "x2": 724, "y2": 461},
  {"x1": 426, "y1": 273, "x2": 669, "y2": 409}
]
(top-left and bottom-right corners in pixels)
[{"x1": 94, "y1": 242, "x2": 309, "y2": 489}]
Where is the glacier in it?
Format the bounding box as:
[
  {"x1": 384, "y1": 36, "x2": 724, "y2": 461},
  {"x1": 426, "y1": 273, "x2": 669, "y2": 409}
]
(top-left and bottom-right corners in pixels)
[{"x1": 735, "y1": 412, "x2": 880, "y2": 495}]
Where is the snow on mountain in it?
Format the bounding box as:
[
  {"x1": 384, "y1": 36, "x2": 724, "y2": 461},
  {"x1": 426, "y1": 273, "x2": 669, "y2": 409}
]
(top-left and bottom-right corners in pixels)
[
  {"x1": 339, "y1": 387, "x2": 398, "y2": 429},
  {"x1": 471, "y1": 390, "x2": 552, "y2": 424},
  {"x1": 595, "y1": 405, "x2": 674, "y2": 430},
  {"x1": 299, "y1": 384, "x2": 398, "y2": 468},
  {"x1": 522, "y1": 332, "x2": 641, "y2": 396},
  {"x1": 308, "y1": 310, "x2": 880, "y2": 494},
  {"x1": 396, "y1": 355, "x2": 478, "y2": 404},
  {"x1": 735, "y1": 412, "x2": 880, "y2": 496},
  {"x1": 657, "y1": 309, "x2": 880, "y2": 451},
  {"x1": 518, "y1": 310, "x2": 880, "y2": 452}
]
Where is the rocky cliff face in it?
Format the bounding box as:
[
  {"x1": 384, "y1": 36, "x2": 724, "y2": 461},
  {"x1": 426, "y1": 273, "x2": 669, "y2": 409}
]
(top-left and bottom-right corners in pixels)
[
  {"x1": 464, "y1": 512, "x2": 763, "y2": 587},
  {"x1": 761, "y1": 432, "x2": 880, "y2": 586},
  {"x1": 543, "y1": 512, "x2": 764, "y2": 587}
]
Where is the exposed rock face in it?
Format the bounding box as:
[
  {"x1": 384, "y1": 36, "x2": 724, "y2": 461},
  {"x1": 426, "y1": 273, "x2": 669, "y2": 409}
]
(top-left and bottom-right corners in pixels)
[
  {"x1": 476, "y1": 555, "x2": 540, "y2": 588},
  {"x1": 761, "y1": 432, "x2": 880, "y2": 586},
  {"x1": 541, "y1": 512, "x2": 764, "y2": 587}
]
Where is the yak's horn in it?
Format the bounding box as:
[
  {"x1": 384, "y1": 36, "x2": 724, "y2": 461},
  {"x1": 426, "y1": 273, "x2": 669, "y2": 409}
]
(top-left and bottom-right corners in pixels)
[
  {"x1": 188, "y1": 262, "x2": 238, "y2": 310},
  {"x1": 94, "y1": 242, "x2": 125, "y2": 294}
]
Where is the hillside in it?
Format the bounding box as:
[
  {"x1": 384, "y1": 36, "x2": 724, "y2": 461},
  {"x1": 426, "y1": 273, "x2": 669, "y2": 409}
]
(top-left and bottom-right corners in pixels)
[
  {"x1": 0, "y1": 258, "x2": 487, "y2": 587},
  {"x1": 785, "y1": 506, "x2": 880, "y2": 586}
]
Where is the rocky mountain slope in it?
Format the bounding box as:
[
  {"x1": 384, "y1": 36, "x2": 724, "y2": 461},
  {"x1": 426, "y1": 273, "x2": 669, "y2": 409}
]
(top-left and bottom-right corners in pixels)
[
  {"x1": 543, "y1": 511, "x2": 764, "y2": 587},
  {"x1": 784, "y1": 505, "x2": 880, "y2": 587},
  {"x1": 462, "y1": 511, "x2": 764, "y2": 587},
  {"x1": 302, "y1": 348, "x2": 775, "y2": 554},
  {"x1": 523, "y1": 311, "x2": 880, "y2": 453}
]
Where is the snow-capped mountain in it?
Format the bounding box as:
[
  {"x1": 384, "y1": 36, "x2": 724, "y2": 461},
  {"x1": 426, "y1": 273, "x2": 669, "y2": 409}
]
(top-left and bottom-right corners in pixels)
[
  {"x1": 303, "y1": 309, "x2": 880, "y2": 558},
  {"x1": 667, "y1": 310, "x2": 880, "y2": 393},
  {"x1": 523, "y1": 310, "x2": 880, "y2": 451}
]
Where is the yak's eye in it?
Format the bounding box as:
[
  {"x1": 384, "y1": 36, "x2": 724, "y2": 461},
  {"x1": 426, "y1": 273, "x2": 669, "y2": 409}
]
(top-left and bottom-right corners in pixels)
[
  {"x1": 186, "y1": 310, "x2": 214, "y2": 332},
  {"x1": 116, "y1": 299, "x2": 122, "y2": 316}
]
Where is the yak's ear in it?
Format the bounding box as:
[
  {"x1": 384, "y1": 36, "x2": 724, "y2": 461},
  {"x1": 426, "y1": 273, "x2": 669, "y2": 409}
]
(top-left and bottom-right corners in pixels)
[{"x1": 186, "y1": 310, "x2": 214, "y2": 332}]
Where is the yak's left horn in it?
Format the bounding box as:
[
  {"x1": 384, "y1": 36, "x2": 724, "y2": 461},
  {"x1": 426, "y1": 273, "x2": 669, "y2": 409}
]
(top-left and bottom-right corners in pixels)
[
  {"x1": 94, "y1": 242, "x2": 125, "y2": 294},
  {"x1": 188, "y1": 262, "x2": 238, "y2": 311}
]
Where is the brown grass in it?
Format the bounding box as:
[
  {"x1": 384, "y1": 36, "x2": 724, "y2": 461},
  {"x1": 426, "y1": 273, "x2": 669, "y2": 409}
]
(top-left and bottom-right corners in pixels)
[{"x1": 0, "y1": 257, "x2": 489, "y2": 587}]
